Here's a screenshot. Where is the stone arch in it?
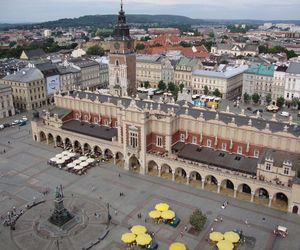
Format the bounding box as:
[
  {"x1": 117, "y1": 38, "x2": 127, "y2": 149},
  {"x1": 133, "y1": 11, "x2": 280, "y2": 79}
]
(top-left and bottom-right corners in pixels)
[
  {"x1": 174, "y1": 167, "x2": 187, "y2": 184},
  {"x1": 39, "y1": 131, "x2": 47, "y2": 143},
  {"x1": 160, "y1": 164, "x2": 172, "y2": 180},
  {"x1": 189, "y1": 171, "x2": 202, "y2": 189},
  {"x1": 47, "y1": 133, "x2": 54, "y2": 145},
  {"x1": 129, "y1": 155, "x2": 140, "y2": 173},
  {"x1": 236, "y1": 183, "x2": 252, "y2": 201},
  {"x1": 148, "y1": 160, "x2": 159, "y2": 176},
  {"x1": 292, "y1": 205, "x2": 299, "y2": 214},
  {"x1": 83, "y1": 143, "x2": 91, "y2": 154},
  {"x1": 74, "y1": 140, "x2": 82, "y2": 154},
  {"x1": 93, "y1": 146, "x2": 102, "y2": 157},
  {"x1": 254, "y1": 187, "x2": 270, "y2": 206},
  {"x1": 272, "y1": 192, "x2": 289, "y2": 212},
  {"x1": 56, "y1": 135, "x2": 63, "y2": 148},
  {"x1": 204, "y1": 174, "x2": 219, "y2": 192},
  {"x1": 64, "y1": 138, "x2": 72, "y2": 149},
  {"x1": 220, "y1": 179, "x2": 235, "y2": 197},
  {"x1": 115, "y1": 152, "x2": 124, "y2": 168},
  {"x1": 104, "y1": 148, "x2": 113, "y2": 162}
]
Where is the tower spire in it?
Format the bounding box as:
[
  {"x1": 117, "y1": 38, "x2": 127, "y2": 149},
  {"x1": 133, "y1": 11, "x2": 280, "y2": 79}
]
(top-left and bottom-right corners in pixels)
[{"x1": 121, "y1": 0, "x2": 123, "y2": 12}]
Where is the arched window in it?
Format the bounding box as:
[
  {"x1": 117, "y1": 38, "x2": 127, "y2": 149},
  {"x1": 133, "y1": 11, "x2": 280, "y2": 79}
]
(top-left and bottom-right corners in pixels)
[{"x1": 116, "y1": 60, "x2": 119, "y2": 66}]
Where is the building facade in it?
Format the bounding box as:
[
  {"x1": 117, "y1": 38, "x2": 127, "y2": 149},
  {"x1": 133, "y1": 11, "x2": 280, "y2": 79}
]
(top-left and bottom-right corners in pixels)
[
  {"x1": 0, "y1": 68, "x2": 46, "y2": 111},
  {"x1": 0, "y1": 84, "x2": 15, "y2": 118},
  {"x1": 192, "y1": 65, "x2": 248, "y2": 99},
  {"x1": 31, "y1": 90, "x2": 300, "y2": 215},
  {"x1": 242, "y1": 64, "x2": 275, "y2": 104},
  {"x1": 273, "y1": 65, "x2": 287, "y2": 101},
  {"x1": 108, "y1": 3, "x2": 136, "y2": 96},
  {"x1": 57, "y1": 66, "x2": 81, "y2": 92},
  {"x1": 284, "y1": 62, "x2": 300, "y2": 101},
  {"x1": 211, "y1": 43, "x2": 259, "y2": 57}
]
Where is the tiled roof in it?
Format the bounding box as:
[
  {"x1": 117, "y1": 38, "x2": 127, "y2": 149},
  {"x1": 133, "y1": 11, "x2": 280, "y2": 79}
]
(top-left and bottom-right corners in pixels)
[
  {"x1": 2, "y1": 68, "x2": 44, "y2": 83},
  {"x1": 286, "y1": 62, "x2": 300, "y2": 74}
]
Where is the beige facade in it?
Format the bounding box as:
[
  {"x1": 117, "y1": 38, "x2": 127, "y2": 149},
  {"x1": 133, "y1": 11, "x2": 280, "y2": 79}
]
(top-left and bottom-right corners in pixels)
[
  {"x1": 0, "y1": 84, "x2": 15, "y2": 118},
  {"x1": 31, "y1": 90, "x2": 300, "y2": 215},
  {"x1": 0, "y1": 68, "x2": 46, "y2": 111}
]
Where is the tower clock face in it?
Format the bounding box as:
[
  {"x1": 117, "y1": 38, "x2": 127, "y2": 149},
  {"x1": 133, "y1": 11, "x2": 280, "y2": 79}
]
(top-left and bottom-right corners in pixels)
[{"x1": 114, "y1": 42, "x2": 120, "y2": 49}]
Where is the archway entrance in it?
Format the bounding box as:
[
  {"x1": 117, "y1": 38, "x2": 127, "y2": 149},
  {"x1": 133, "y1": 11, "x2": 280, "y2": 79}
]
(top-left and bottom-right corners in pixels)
[
  {"x1": 65, "y1": 138, "x2": 72, "y2": 150},
  {"x1": 104, "y1": 149, "x2": 113, "y2": 162},
  {"x1": 48, "y1": 134, "x2": 54, "y2": 145},
  {"x1": 161, "y1": 164, "x2": 172, "y2": 180},
  {"x1": 292, "y1": 205, "x2": 299, "y2": 214},
  {"x1": 220, "y1": 179, "x2": 235, "y2": 197},
  {"x1": 236, "y1": 183, "x2": 252, "y2": 201},
  {"x1": 148, "y1": 161, "x2": 159, "y2": 176},
  {"x1": 93, "y1": 146, "x2": 102, "y2": 158},
  {"x1": 272, "y1": 193, "x2": 288, "y2": 212},
  {"x1": 175, "y1": 167, "x2": 187, "y2": 184},
  {"x1": 83, "y1": 143, "x2": 91, "y2": 154},
  {"x1": 115, "y1": 152, "x2": 124, "y2": 168},
  {"x1": 129, "y1": 155, "x2": 140, "y2": 173},
  {"x1": 205, "y1": 175, "x2": 218, "y2": 192},
  {"x1": 40, "y1": 131, "x2": 47, "y2": 143},
  {"x1": 74, "y1": 141, "x2": 82, "y2": 154},
  {"x1": 254, "y1": 188, "x2": 269, "y2": 207},
  {"x1": 189, "y1": 171, "x2": 202, "y2": 189},
  {"x1": 56, "y1": 136, "x2": 63, "y2": 148}
]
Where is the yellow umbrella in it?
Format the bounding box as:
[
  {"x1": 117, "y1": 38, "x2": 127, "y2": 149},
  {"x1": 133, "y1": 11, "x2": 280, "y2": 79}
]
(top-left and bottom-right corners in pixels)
[
  {"x1": 149, "y1": 210, "x2": 161, "y2": 219},
  {"x1": 121, "y1": 232, "x2": 136, "y2": 244},
  {"x1": 155, "y1": 203, "x2": 169, "y2": 212},
  {"x1": 161, "y1": 210, "x2": 176, "y2": 220},
  {"x1": 217, "y1": 240, "x2": 234, "y2": 250},
  {"x1": 209, "y1": 231, "x2": 224, "y2": 242},
  {"x1": 224, "y1": 231, "x2": 240, "y2": 243},
  {"x1": 169, "y1": 242, "x2": 187, "y2": 250},
  {"x1": 131, "y1": 225, "x2": 147, "y2": 235},
  {"x1": 136, "y1": 233, "x2": 152, "y2": 246}
]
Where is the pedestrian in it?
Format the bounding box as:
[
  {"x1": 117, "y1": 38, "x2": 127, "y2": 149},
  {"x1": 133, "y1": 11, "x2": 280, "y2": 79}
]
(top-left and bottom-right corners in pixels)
[
  {"x1": 118, "y1": 173, "x2": 121, "y2": 177},
  {"x1": 114, "y1": 210, "x2": 118, "y2": 215},
  {"x1": 180, "y1": 231, "x2": 183, "y2": 237},
  {"x1": 220, "y1": 217, "x2": 223, "y2": 222},
  {"x1": 8, "y1": 141, "x2": 10, "y2": 144},
  {"x1": 210, "y1": 227, "x2": 214, "y2": 232},
  {"x1": 184, "y1": 225, "x2": 188, "y2": 231},
  {"x1": 245, "y1": 219, "x2": 248, "y2": 225},
  {"x1": 3, "y1": 149, "x2": 6, "y2": 153}
]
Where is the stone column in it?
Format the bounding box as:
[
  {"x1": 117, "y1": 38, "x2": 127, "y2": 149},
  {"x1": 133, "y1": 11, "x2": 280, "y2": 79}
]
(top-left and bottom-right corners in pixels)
[
  {"x1": 268, "y1": 195, "x2": 273, "y2": 207},
  {"x1": 54, "y1": 139, "x2": 57, "y2": 147},
  {"x1": 251, "y1": 192, "x2": 255, "y2": 202},
  {"x1": 234, "y1": 188, "x2": 237, "y2": 198},
  {"x1": 186, "y1": 175, "x2": 190, "y2": 185},
  {"x1": 172, "y1": 170, "x2": 175, "y2": 181},
  {"x1": 217, "y1": 183, "x2": 221, "y2": 193},
  {"x1": 124, "y1": 157, "x2": 129, "y2": 171},
  {"x1": 113, "y1": 154, "x2": 116, "y2": 165},
  {"x1": 158, "y1": 166, "x2": 161, "y2": 177},
  {"x1": 201, "y1": 180, "x2": 205, "y2": 189}
]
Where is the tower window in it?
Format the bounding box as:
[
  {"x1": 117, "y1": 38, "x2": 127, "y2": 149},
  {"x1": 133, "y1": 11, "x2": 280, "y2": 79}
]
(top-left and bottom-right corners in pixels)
[{"x1": 116, "y1": 60, "x2": 119, "y2": 66}]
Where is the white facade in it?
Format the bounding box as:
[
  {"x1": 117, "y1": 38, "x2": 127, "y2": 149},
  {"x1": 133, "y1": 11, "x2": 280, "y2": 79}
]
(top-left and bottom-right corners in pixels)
[{"x1": 284, "y1": 62, "x2": 300, "y2": 100}]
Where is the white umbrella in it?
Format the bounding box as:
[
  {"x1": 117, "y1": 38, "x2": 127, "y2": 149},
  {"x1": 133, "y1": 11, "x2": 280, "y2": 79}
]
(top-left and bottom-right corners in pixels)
[
  {"x1": 67, "y1": 163, "x2": 76, "y2": 169},
  {"x1": 62, "y1": 156, "x2": 70, "y2": 161},
  {"x1": 68, "y1": 152, "x2": 76, "y2": 157},
  {"x1": 74, "y1": 165, "x2": 83, "y2": 170},
  {"x1": 87, "y1": 158, "x2": 95, "y2": 163},
  {"x1": 80, "y1": 161, "x2": 89, "y2": 167},
  {"x1": 55, "y1": 154, "x2": 63, "y2": 159},
  {"x1": 62, "y1": 151, "x2": 69, "y2": 156},
  {"x1": 50, "y1": 157, "x2": 58, "y2": 162},
  {"x1": 56, "y1": 159, "x2": 65, "y2": 165},
  {"x1": 73, "y1": 159, "x2": 81, "y2": 165},
  {"x1": 79, "y1": 156, "x2": 88, "y2": 161}
]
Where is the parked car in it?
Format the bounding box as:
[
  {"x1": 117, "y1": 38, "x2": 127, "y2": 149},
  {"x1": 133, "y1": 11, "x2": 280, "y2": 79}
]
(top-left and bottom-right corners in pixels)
[
  {"x1": 273, "y1": 225, "x2": 288, "y2": 238},
  {"x1": 266, "y1": 105, "x2": 279, "y2": 112},
  {"x1": 221, "y1": 200, "x2": 228, "y2": 209},
  {"x1": 3, "y1": 123, "x2": 11, "y2": 128},
  {"x1": 19, "y1": 121, "x2": 27, "y2": 126},
  {"x1": 22, "y1": 116, "x2": 28, "y2": 121},
  {"x1": 253, "y1": 109, "x2": 263, "y2": 114},
  {"x1": 280, "y1": 111, "x2": 289, "y2": 117},
  {"x1": 0, "y1": 124, "x2": 4, "y2": 130},
  {"x1": 147, "y1": 240, "x2": 158, "y2": 250}
]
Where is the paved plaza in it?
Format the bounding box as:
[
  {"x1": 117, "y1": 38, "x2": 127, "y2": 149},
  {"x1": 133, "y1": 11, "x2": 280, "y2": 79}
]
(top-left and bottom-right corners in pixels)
[{"x1": 1, "y1": 122, "x2": 300, "y2": 250}]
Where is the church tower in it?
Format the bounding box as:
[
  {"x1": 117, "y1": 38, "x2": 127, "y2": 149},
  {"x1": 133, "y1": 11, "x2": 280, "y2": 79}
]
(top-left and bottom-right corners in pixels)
[{"x1": 109, "y1": 0, "x2": 136, "y2": 96}]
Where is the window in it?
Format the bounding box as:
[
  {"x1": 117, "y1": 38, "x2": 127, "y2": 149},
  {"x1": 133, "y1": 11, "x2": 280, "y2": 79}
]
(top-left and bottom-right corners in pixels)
[
  {"x1": 283, "y1": 167, "x2": 289, "y2": 175},
  {"x1": 180, "y1": 133, "x2": 185, "y2": 142},
  {"x1": 221, "y1": 143, "x2": 227, "y2": 151},
  {"x1": 129, "y1": 131, "x2": 138, "y2": 148},
  {"x1": 254, "y1": 150, "x2": 259, "y2": 158},
  {"x1": 207, "y1": 139, "x2": 212, "y2": 147},
  {"x1": 192, "y1": 136, "x2": 197, "y2": 144},
  {"x1": 156, "y1": 136, "x2": 163, "y2": 147},
  {"x1": 237, "y1": 146, "x2": 242, "y2": 155},
  {"x1": 266, "y1": 163, "x2": 271, "y2": 171}
]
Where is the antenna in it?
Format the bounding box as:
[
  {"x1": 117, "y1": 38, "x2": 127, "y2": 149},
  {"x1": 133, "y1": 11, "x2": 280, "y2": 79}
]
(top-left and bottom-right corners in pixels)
[{"x1": 121, "y1": 0, "x2": 123, "y2": 11}]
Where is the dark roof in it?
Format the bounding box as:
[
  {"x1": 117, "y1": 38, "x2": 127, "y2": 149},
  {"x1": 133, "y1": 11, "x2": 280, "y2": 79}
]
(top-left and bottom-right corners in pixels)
[
  {"x1": 69, "y1": 58, "x2": 99, "y2": 68},
  {"x1": 48, "y1": 107, "x2": 72, "y2": 119},
  {"x1": 57, "y1": 66, "x2": 81, "y2": 75},
  {"x1": 35, "y1": 62, "x2": 59, "y2": 77},
  {"x1": 23, "y1": 49, "x2": 46, "y2": 59},
  {"x1": 174, "y1": 143, "x2": 258, "y2": 175},
  {"x1": 61, "y1": 120, "x2": 117, "y2": 141},
  {"x1": 276, "y1": 65, "x2": 288, "y2": 72},
  {"x1": 66, "y1": 90, "x2": 300, "y2": 137}
]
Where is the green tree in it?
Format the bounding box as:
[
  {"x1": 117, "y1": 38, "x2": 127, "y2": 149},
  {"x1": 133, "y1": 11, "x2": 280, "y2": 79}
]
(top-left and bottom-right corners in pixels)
[
  {"x1": 291, "y1": 97, "x2": 299, "y2": 107},
  {"x1": 213, "y1": 88, "x2": 222, "y2": 97},
  {"x1": 252, "y1": 93, "x2": 260, "y2": 104},
  {"x1": 158, "y1": 80, "x2": 166, "y2": 91},
  {"x1": 265, "y1": 93, "x2": 272, "y2": 105},
  {"x1": 243, "y1": 92, "x2": 251, "y2": 104},
  {"x1": 144, "y1": 81, "x2": 150, "y2": 89},
  {"x1": 204, "y1": 85, "x2": 209, "y2": 95},
  {"x1": 167, "y1": 82, "x2": 176, "y2": 92},
  {"x1": 179, "y1": 83, "x2": 185, "y2": 93},
  {"x1": 179, "y1": 41, "x2": 192, "y2": 47},
  {"x1": 136, "y1": 43, "x2": 145, "y2": 51},
  {"x1": 276, "y1": 96, "x2": 285, "y2": 108},
  {"x1": 189, "y1": 209, "x2": 207, "y2": 232},
  {"x1": 86, "y1": 45, "x2": 104, "y2": 56}
]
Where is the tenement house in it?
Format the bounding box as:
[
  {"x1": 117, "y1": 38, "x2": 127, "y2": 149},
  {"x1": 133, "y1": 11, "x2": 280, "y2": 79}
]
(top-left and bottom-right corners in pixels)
[
  {"x1": 192, "y1": 64, "x2": 248, "y2": 99},
  {"x1": 284, "y1": 62, "x2": 300, "y2": 101},
  {"x1": 57, "y1": 65, "x2": 81, "y2": 92},
  {"x1": 32, "y1": 89, "x2": 300, "y2": 215},
  {"x1": 0, "y1": 68, "x2": 46, "y2": 111},
  {"x1": 211, "y1": 43, "x2": 259, "y2": 57},
  {"x1": 0, "y1": 84, "x2": 15, "y2": 118}
]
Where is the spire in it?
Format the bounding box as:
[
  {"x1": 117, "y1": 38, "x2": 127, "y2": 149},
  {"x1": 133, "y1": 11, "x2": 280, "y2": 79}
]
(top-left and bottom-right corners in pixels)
[{"x1": 121, "y1": 0, "x2": 123, "y2": 12}]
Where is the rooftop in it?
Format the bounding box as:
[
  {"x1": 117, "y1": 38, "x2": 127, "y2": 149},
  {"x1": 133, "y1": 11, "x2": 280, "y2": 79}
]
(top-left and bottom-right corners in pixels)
[
  {"x1": 245, "y1": 64, "x2": 275, "y2": 77},
  {"x1": 193, "y1": 65, "x2": 248, "y2": 79},
  {"x1": 286, "y1": 62, "x2": 300, "y2": 74},
  {"x1": 2, "y1": 68, "x2": 44, "y2": 83}
]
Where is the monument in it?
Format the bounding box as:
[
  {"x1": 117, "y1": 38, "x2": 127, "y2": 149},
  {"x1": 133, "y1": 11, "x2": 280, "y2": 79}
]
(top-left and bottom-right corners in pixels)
[{"x1": 48, "y1": 185, "x2": 73, "y2": 227}]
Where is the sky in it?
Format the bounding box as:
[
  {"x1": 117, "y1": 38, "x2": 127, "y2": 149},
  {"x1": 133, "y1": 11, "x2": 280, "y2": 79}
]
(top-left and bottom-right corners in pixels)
[{"x1": 1, "y1": 0, "x2": 300, "y2": 23}]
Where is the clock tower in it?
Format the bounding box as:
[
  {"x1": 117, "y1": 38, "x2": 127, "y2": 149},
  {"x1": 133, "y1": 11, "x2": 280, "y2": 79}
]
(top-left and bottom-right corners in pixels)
[{"x1": 109, "y1": 0, "x2": 136, "y2": 96}]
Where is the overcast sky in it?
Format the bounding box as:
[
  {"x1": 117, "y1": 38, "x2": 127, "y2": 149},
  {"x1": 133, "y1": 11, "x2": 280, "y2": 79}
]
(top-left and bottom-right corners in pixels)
[{"x1": 1, "y1": 0, "x2": 300, "y2": 23}]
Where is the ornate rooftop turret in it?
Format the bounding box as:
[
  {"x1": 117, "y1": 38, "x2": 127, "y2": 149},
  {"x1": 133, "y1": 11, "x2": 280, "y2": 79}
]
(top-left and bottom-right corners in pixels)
[{"x1": 113, "y1": 0, "x2": 131, "y2": 40}]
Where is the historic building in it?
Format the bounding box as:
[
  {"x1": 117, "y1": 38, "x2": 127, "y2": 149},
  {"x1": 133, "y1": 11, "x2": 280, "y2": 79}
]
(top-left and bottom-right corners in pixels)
[
  {"x1": 108, "y1": 2, "x2": 136, "y2": 96},
  {"x1": 32, "y1": 90, "x2": 300, "y2": 215},
  {"x1": 0, "y1": 84, "x2": 15, "y2": 118}
]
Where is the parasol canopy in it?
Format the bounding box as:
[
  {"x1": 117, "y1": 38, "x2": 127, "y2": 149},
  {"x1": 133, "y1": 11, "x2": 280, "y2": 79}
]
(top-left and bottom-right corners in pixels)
[
  {"x1": 169, "y1": 242, "x2": 186, "y2": 250},
  {"x1": 209, "y1": 232, "x2": 224, "y2": 242},
  {"x1": 224, "y1": 231, "x2": 240, "y2": 243},
  {"x1": 148, "y1": 210, "x2": 161, "y2": 219},
  {"x1": 155, "y1": 203, "x2": 169, "y2": 212},
  {"x1": 74, "y1": 165, "x2": 83, "y2": 170},
  {"x1": 135, "y1": 233, "x2": 152, "y2": 245},
  {"x1": 87, "y1": 158, "x2": 95, "y2": 163},
  {"x1": 73, "y1": 159, "x2": 81, "y2": 165},
  {"x1": 121, "y1": 232, "x2": 136, "y2": 244},
  {"x1": 79, "y1": 156, "x2": 88, "y2": 161},
  {"x1": 217, "y1": 240, "x2": 234, "y2": 250},
  {"x1": 161, "y1": 210, "x2": 175, "y2": 220},
  {"x1": 67, "y1": 163, "x2": 76, "y2": 169},
  {"x1": 131, "y1": 225, "x2": 147, "y2": 235}
]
